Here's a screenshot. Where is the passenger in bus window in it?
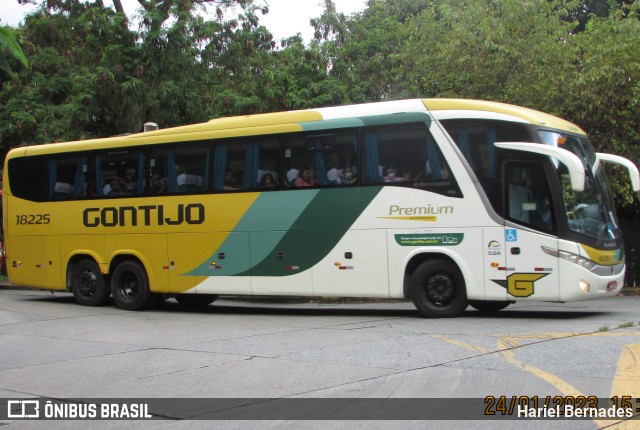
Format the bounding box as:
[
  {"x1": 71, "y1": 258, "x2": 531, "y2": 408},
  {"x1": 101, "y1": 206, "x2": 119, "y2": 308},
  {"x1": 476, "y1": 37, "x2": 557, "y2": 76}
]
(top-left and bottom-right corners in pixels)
[
  {"x1": 338, "y1": 165, "x2": 357, "y2": 185},
  {"x1": 123, "y1": 175, "x2": 136, "y2": 194},
  {"x1": 103, "y1": 178, "x2": 125, "y2": 197},
  {"x1": 383, "y1": 167, "x2": 397, "y2": 182},
  {"x1": 149, "y1": 174, "x2": 168, "y2": 195},
  {"x1": 326, "y1": 164, "x2": 341, "y2": 184},
  {"x1": 286, "y1": 168, "x2": 299, "y2": 186},
  {"x1": 327, "y1": 164, "x2": 357, "y2": 185},
  {"x1": 260, "y1": 173, "x2": 277, "y2": 189},
  {"x1": 294, "y1": 169, "x2": 316, "y2": 187},
  {"x1": 223, "y1": 170, "x2": 240, "y2": 190}
]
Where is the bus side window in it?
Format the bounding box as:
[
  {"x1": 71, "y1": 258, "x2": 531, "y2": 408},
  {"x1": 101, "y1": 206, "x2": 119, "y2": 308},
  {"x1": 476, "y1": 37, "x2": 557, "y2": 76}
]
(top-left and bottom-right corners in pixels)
[
  {"x1": 326, "y1": 132, "x2": 358, "y2": 186},
  {"x1": 362, "y1": 123, "x2": 460, "y2": 197},
  {"x1": 95, "y1": 149, "x2": 145, "y2": 198},
  {"x1": 149, "y1": 144, "x2": 210, "y2": 195},
  {"x1": 175, "y1": 143, "x2": 210, "y2": 194},
  {"x1": 256, "y1": 137, "x2": 281, "y2": 190},
  {"x1": 440, "y1": 119, "x2": 533, "y2": 211},
  {"x1": 213, "y1": 142, "x2": 245, "y2": 191},
  {"x1": 364, "y1": 123, "x2": 442, "y2": 184},
  {"x1": 8, "y1": 156, "x2": 47, "y2": 202},
  {"x1": 212, "y1": 138, "x2": 279, "y2": 192},
  {"x1": 506, "y1": 164, "x2": 554, "y2": 232},
  {"x1": 48, "y1": 155, "x2": 87, "y2": 200},
  {"x1": 284, "y1": 130, "x2": 358, "y2": 188},
  {"x1": 284, "y1": 133, "x2": 320, "y2": 188}
]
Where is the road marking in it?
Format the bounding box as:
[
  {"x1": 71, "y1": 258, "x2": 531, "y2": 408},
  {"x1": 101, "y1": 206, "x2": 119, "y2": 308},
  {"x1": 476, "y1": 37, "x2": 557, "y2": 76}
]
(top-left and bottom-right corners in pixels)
[
  {"x1": 611, "y1": 343, "x2": 640, "y2": 397},
  {"x1": 434, "y1": 335, "x2": 490, "y2": 354},
  {"x1": 436, "y1": 332, "x2": 640, "y2": 428},
  {"x1": 497, "y1": 336, "x2": 584, "y2": 396},
  {"x1": 608, "y1": 344, "x2": 640, "y2": 430}
]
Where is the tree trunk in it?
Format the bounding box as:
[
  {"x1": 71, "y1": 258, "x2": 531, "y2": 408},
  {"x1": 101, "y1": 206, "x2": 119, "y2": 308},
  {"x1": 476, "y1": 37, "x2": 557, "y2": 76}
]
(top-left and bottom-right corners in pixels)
[{"x1": 112, "y1": 0, "x2": 126, "y2": 15}]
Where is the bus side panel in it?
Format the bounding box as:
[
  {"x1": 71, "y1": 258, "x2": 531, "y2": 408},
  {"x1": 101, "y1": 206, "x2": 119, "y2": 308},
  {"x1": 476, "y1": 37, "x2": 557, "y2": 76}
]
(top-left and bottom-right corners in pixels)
[
  {"x1": 482, "y1": 226, "x2": 508, "y2": 301},
  {"x1": 504, "y1": 228, "x2": 559, "y2": 301},
  {"x1": 168, "y1": 232, "x2": 234, "y2": 293},
  {"x1": 312, "y1": 229, "x2": 389, "y2": 298},
  {"x1": 46, "y1": 235, "x2": 62, "y2": 290},
  {"x1": 189, "y1": 232, "x2": 253, "y2": 295},
  {"x1": 105, "y1": 234, "x2": 169, "y2": 293},
  {"x1": 8, "y1": 235, "x2": 64, "y2": 290},
  {"x1": 250, "y1": 230, "x2": 313, "y2": 296},
  {"x1": 193, "y1": 275, "x2": 252, "y2": 296}
]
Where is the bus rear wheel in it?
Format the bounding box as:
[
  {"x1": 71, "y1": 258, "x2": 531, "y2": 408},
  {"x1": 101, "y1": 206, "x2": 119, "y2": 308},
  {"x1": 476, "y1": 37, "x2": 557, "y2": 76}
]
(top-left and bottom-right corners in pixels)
[
  {"x1": 410, "y1": 260, "x2": 467, "y2": 318},
  {"x1": 175, "y1": 294, "x2": 218, "y2": 307},
  {"x1": 71, "y1": 259, "x2": 110, "y2": 306},
  {"x1": 111, "y1": 261, "x2": 156, "y2": 311}
]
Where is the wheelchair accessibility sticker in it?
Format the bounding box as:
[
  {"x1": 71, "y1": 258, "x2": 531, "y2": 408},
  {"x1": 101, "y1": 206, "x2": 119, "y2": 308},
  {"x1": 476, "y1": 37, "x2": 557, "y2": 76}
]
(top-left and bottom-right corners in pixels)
[{"x1": 505, "y1": 229, "x2": 518, "y2": 242}]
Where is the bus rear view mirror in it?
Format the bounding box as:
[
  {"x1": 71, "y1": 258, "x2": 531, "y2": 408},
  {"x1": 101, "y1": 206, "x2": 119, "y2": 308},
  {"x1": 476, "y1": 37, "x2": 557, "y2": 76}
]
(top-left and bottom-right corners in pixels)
[
  {"x1": 495, "y1": 141, "x2": 586, "y2": 192},
  {"x1": 593, "y1": 153, "x2": 640, "y2": 192}
]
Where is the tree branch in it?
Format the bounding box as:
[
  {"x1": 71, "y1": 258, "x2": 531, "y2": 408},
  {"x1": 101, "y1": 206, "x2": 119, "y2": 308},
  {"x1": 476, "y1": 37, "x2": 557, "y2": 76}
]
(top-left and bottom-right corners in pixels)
[{"x1": 112, "y1": 0, "x2": 125, "y2": 14}]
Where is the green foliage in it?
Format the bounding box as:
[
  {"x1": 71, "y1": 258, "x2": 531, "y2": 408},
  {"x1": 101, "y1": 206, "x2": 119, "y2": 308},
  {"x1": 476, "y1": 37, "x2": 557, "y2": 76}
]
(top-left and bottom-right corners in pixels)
[
  {"x1": 0, "y1": 2, "x2": 136, "y2": 145},
  {"x1": 0, "y1": 26, "x2": 29, "y2": 75},
  {"x1": 0, "y1": 0, "x2": 276, "y2": 148},
  {"x1": 386, "y1": 0, "x2": 639, "y2": 206},
  {"x1": 561, "y1": 3, "x2": 640, "y2": 205},
  {"x1": 1, "y1": 0, "x2": 639, "y2": 210}
]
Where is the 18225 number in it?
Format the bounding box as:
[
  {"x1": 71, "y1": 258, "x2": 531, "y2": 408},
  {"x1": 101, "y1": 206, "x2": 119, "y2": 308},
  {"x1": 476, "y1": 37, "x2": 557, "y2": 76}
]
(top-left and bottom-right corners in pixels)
[{"x1": 15, "y1": 214, "x2": 51, "y2": 225}]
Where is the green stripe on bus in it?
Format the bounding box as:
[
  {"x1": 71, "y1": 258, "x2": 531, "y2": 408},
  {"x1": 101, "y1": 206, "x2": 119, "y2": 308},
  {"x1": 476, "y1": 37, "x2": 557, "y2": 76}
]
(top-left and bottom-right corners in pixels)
[
  {"x1": 185, "y1": 190, "x2": 318, "y2": 276},
  {"x1": 240, "y1": 187, "x2": 382, "y2": 276},
  {"x1": 184, "y1": 187, "x2": 382, "y2": 277}
]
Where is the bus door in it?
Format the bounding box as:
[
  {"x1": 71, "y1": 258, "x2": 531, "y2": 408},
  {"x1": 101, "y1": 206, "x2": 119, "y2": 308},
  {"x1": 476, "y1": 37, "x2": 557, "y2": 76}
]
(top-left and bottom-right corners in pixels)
[{"x1": 503, "y1": 162, "x2": 560, "y2": 301}]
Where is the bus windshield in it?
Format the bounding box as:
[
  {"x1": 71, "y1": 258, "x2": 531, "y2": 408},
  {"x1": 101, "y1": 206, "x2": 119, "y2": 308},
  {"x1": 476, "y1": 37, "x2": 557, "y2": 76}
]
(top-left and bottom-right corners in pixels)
[{"x1": 538, "y1": 131, "x2": 620, "y2": 243}]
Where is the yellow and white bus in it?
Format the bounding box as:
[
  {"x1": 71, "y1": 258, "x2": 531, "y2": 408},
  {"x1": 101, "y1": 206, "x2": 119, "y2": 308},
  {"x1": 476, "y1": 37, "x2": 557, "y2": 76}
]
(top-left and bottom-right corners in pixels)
[{"x1": 2, "y1": 99, "x2": 638, "y2": 317}]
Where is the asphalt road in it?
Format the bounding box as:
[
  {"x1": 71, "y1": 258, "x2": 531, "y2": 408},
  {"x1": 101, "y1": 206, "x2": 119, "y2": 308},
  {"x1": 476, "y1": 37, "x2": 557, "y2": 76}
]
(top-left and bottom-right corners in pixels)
[{"x1": 0, "y1": 287, "x2": 638, "y2": 429}]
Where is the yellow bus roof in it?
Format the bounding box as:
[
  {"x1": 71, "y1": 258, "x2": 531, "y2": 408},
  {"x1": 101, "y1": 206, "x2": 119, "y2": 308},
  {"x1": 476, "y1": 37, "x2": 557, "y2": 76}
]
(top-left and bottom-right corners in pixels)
[{"x1": 422, "y1": 99, "x2": 587, "y2": 135}]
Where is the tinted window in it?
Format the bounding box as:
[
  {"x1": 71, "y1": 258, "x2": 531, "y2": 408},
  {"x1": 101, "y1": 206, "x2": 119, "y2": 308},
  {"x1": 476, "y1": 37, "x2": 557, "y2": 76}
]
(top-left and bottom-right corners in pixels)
[
  {"x1": 441, "y1": 119, "x2": 534, "y2": 212},
  {"x1": 284, "y1": 130, "x2": 358, "y2": 188},
  {"x1": 149, "y1": 142, "x2": 210, "y2": 195},
  {"x1": 8, "y1": 155, "x2": 46, "y2": 202},
  {"x1": 212, "y1": 135, "x2": 280, "y2": 192},
  {"x1": 47, "y1": 154, "x2": 88, "y2": 200},
  {"x1": 506, "y1": 163, "x2": 555, "y2": 233},
  {"x1": 362, "y1": 122, "x2": 461, "y2": 197},
  {"x1": 95, "y1": 148, "x2": 146, "y2": 198}
]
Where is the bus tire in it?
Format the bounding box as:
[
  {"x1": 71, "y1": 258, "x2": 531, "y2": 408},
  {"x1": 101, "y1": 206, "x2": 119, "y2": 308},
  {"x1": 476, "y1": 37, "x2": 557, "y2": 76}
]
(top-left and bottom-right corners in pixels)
[
  {"x1": 175, "y1": 294, "x2": 218, "y2": 307},
  {"x1": 71, "y1": 259, "x2": 110, "y2": 306},
  {"x1": 469, "y1": 300, "x2": 512, "y2": 313},
  {"x1": 111, "y1": 260, "x2": 155, "y2": 311},
  {"x1": 410, "y1": 259, "x2": 467, "y2": 318}
]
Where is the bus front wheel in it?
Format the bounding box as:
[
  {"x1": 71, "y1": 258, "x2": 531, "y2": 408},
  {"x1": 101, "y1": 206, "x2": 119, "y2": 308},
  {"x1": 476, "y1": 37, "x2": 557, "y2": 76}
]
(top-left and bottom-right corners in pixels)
[
  {"x1": 410, "y1": 260, "x2": 468, "y2": 318},
  {"x1": 111, "y1": 261, "x2": 155, "y2": 311},
  {"x1": 71, "y1": 259, "x2": 110, "y2": 306}
]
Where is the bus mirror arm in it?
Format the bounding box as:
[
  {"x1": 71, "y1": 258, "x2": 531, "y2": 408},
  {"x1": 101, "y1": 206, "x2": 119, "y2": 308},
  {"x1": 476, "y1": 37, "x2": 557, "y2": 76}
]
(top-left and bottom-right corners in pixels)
[
  {"x1": 494, "y1": 141, "x2": 585, "y2": 192},
  {"x1": 593, "y1": 153, "x2": 640, "y2": 192}
]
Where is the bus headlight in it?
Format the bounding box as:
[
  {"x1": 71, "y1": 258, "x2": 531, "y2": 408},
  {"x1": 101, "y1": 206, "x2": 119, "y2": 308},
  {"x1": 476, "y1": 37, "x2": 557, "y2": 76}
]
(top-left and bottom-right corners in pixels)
[
  {"x1": 541, "y1": 247, "x2": 597, "y2": 271},
  {"x1": 579, "y1": 280, "x2": 590, "y2": 293}
]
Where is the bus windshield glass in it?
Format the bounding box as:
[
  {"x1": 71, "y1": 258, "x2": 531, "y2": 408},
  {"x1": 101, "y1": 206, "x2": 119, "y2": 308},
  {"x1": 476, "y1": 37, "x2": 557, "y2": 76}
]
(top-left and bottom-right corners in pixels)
[{"x1": 538, "y1": 130, "x2": 620, "y2": 243}]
